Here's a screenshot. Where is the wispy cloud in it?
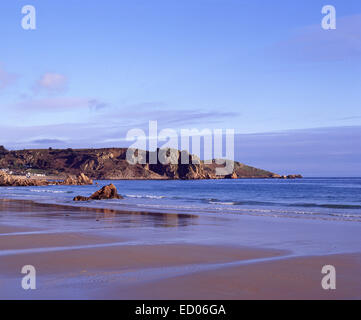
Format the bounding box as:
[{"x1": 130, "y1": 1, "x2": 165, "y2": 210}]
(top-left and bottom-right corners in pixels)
[
  {"x1": 338, "y1": 115, "x2": 361, "y2": 121},
  {"x1": 101, "y1": 103, "x2": 240, "y2": 127},
  {"x1": 272, "y1": 14, "x2": 361, "y2": 62},
  {"x1": 0, "y1": 64, "x2": 18, "y2": 91},
  {"x1": 15, "y1": 97, "x2": 91, "y2": 111},
  {"x1": 88, "y1": 99, "x2": 109, "y2": 111},
  {"x1": 13, "y1": 97, "x2": 110, "y2": 112},
  {"x1": 156, "y1": 110, "x2": 239, "y2": 126},
  {"x1": 0, "y1": 106, "x2": 239, "y2": 149},
  {"x1": 31, "y1": 138, "x2": 65, "y2": 144},
  {"x1": 33, "y1": 73, "x2": 68, "y2": 93}
]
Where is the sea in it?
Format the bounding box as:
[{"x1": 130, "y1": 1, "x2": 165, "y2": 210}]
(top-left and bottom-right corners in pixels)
[{"x1": 1, "y1": 177, "x2": 361, "y2": 223}]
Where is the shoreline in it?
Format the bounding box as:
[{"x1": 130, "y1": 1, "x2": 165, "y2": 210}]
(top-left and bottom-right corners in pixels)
[
  {"x1": 1, "y1": 197, "x2": 361, "y2": 254},
  {"x1": 0, "y1": 197, "x2": 198, "y2": 218}
]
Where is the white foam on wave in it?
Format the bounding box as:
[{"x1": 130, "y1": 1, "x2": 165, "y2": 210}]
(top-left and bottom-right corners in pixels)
[
  {"x1": 209, "y1": 201, "x2": 236, "y2": 205},
  {"x1": 133, "y1": 202, "x2": 361, "y2": 222},
  {"x1": 126, "y1": 194, "x2": 165, "y2": 199},
  {"x1": 29, "y1": 189, "x2": 72, "y2": 194}
]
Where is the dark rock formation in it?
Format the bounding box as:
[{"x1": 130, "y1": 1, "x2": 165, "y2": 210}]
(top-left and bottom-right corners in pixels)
[
  {"x1": 89, "y1": 184, "x2": 123, "y2": 200},
  {"x1": 225, "y1": 172, "x2": 238, "y2": 179},
  {"x1": 286, "y1": 174, "x2": 303, "y2": 179},
  {"x1": 73, "y1": 196, "x2": 89, "y2": 201},
  {"x1": 0, "y1": 146, "x2": 8, "y2": 156},
  {"x1": 58, "y1": 173, "x2": 93, "y2": 185},
  {"x1": 0, "y1": 171, "x2": 93, "y2": 187},
  {"x1": 271, "y1": 174, "x2": 282, "y2": 178},
  {"x1": 0, "y1": 171, "x2": 48, "y2": 187},
  {"x1": 73, "y1": 184, "x2": 123, "y2": 201},
  {"x1": 279, "y1": 174, "x2": 303, "y2": 179}
]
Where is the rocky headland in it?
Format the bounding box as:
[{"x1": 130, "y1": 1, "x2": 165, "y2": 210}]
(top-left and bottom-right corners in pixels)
[{"x1": 0, "y1": 146, "x2": 302, "y2": 182}]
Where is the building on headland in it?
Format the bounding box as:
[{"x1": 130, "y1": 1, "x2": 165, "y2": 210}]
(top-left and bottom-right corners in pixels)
[{"x1": 0, "y1": 168, "x2": 13, "y2": 175}]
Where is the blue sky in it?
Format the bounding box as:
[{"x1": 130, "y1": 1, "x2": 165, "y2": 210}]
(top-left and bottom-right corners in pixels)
[{"x1": 0, "y1": 0, "x2": 361, "y2": 176}]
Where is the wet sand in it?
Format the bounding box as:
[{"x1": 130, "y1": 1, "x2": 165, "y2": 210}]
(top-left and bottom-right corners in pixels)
[
  {"x1": 118, "y1": 253, "x2": 361, "y2": 300},
  {"x1": 0, "y1": 220, "x2": 284, "y2": 299},
  {"x1": 0, "y1": 199, "x2": 361, "y2": 299}
]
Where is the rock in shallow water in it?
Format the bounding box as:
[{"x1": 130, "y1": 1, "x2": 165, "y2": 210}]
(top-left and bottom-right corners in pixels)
[
  {"x1": 73, "y1": 196, "x2": 90, "y2": 202},
  {"x1": 73, "y1": 184, "x2": 123, "y2": 201}
]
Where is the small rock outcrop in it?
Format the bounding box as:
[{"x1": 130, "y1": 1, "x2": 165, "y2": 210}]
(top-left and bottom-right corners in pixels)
[
  {"x1": 0, "y1": 171, "x2": 49, "y2": 186},
  {"x1": 73, "y1": 184, "x2": 123, "y2": 201},
  {"x1": 277, "y1": 174, "x2": 303, "y2": 179},
  {"x1": 271, "y1": 174, "x2": 282, "y2": 178},
  {"x1": 89, "y1": 184, "x2": 123, "y2": 200},
  {"x1": 59, "y1": 173, "x2": 93, "y2": 185},
  {"x1": 225, "y1": 172, "x2": 238, "y2": 179},
  {"x1": 287, "y1": 174, "x2": 303, "y2": 179},
  {"x1": 73, "y1": 195, "x2": 90, "y2": 201},
  {"x1": 0, "y1": 171, "x2": 93, "y2": 187}
]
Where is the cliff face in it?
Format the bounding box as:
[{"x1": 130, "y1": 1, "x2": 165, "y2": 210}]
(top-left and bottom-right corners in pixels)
[{"x1": 0, "y1": 147, "x2": 278, "y2": 180}]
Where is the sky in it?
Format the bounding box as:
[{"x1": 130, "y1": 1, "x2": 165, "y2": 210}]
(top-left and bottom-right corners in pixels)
[{"x1": 0, "y1": 0, "x2": 361, "y2": 176}]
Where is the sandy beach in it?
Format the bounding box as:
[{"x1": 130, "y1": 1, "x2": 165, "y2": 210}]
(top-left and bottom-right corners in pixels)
[
  {"x1": 121, "y1": 253, "x2": 361, "y2": 300},
  {"x1": 1, "y1": 0, "x2": 361, "y2": 304},
  {"x1": 0, "y1": 199, "x2": 360, "y2": 300}
]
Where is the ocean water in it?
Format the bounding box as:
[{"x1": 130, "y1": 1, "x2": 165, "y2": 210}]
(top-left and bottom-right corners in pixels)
[{"x1": 1, "y1": 178, "x2": 361, "y2": 222}]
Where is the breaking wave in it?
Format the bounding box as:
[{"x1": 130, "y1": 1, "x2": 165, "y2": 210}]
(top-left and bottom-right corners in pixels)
[{"x1": 29, "y1": 189, "x2": 74, "y2": 194}]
